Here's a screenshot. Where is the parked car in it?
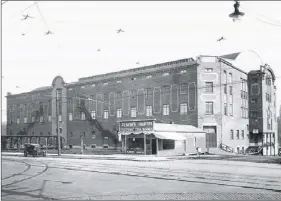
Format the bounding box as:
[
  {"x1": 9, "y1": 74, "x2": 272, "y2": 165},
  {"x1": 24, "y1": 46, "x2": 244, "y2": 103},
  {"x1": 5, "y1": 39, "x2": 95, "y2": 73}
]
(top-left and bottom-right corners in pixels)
[
  {"x1": 278, "y1": 147, "x2": 281, "y2": 156},
  {"x1": 24, "y1": 143, "x2": 46, "y2": 157}
]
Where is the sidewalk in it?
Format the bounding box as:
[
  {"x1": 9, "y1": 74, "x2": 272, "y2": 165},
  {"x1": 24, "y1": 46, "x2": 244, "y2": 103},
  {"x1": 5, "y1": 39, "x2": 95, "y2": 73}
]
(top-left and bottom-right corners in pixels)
[{"x1": 1, "y1": 152, "x2": 221, "y2": 162}]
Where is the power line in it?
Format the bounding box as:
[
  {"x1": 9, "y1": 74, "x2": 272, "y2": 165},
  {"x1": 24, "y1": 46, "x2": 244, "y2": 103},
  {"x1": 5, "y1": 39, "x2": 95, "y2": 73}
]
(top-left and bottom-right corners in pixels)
[{"x1": 35, "y1": 2, "x2": 50, "y2": 31}]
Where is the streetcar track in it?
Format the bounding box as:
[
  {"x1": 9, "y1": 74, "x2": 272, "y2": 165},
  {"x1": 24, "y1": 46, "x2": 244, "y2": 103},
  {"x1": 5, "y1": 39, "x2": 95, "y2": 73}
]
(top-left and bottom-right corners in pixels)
[
  {"x1": 2, "y1": 161, "x2": 49, "y2": 188},
  {"x1": 36, "y1": 163, "x2": 281, "y2": 194},
  {"x1": 2, "y1": 159, "x2": 32, "y2": 180},
  {"x1": 3, "y1": 157, "x2": 281, "y2": 195}
]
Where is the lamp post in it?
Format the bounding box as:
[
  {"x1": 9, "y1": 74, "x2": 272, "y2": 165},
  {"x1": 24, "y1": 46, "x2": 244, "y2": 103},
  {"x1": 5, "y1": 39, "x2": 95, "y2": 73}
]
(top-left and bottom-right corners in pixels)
[{"x1": 229, "y1": 1, "x2": 245, "y2": 21}]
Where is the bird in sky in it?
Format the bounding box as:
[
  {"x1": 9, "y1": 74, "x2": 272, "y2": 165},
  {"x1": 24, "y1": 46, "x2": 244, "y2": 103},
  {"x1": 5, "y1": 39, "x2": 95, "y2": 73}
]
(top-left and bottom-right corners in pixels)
[
  {"x1": 217, "y1": 36, "x2": 226, "y2": 42},
  {"x1": 21, "y1": 33, "x2": 25, "y2": 36},
  {"x1": 45, "y1": 30, "x2": 53, "y2": 35},
  {"x1": 136, "y1": 62, "x2": 140, "y2": 64},
  {"x1": 21, "y1": 14, "x2": 33, "y2": 20},
  {"x1": 16, "y1": 86, "x2": 20, "y2": 88},
  {"x1": 116, "y1": 29, "x2": 125, "y2": 34},
  {"x1": 97, "y1": 49, "x2": 101, "y2": 52}
]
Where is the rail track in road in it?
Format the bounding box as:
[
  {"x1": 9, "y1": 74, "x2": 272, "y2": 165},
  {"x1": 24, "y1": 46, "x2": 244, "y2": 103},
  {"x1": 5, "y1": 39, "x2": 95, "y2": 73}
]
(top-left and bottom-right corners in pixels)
[
  {"x1": 2, "y1": 158, "x2": 49, "y2": 188},
  {"x1": 3, "y1": 156, "x2": 281, "y2": 195}
]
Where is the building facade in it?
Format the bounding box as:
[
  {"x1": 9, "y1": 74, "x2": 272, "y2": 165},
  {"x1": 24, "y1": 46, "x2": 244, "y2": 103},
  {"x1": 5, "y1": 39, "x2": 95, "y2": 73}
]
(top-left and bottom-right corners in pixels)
[{"x1": 5, "y1": 54, "x2": 278, "y2": 155}]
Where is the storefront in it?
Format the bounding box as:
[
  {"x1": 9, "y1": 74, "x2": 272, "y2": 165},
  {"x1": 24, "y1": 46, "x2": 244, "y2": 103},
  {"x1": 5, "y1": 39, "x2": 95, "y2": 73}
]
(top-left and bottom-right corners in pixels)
[{"x1": 118, "y1": 119, "x2": 207, "y2": 156}]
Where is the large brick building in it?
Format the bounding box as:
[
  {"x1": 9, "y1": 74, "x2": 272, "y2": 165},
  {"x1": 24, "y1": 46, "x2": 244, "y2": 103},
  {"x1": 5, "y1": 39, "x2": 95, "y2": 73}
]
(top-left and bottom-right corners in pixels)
[{"x1": 5, "y1": 54, "x2": 278, "y2": 155}]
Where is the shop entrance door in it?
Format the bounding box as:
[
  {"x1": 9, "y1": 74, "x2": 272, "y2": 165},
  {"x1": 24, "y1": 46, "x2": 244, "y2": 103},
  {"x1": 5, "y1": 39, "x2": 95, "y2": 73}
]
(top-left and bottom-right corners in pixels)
[{"x1": 152, "y1": 139, "x2": 157, "y2": 154}]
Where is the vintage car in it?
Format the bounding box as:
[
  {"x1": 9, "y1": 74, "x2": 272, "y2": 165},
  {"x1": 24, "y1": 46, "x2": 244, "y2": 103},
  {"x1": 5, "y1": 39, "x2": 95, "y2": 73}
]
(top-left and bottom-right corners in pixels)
[
  {"x1": 278, "y1": 147, "x2": 281, "y2": 156},
  {"x1": 24, "y1": 143, "x2": 46, "y2": 157}
]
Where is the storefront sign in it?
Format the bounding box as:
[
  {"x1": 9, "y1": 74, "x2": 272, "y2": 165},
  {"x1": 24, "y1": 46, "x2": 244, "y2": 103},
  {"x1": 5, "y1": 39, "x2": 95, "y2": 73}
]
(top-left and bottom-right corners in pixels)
[{"x1": 119, "y1": 120, "x2": 154, "y2": 133}]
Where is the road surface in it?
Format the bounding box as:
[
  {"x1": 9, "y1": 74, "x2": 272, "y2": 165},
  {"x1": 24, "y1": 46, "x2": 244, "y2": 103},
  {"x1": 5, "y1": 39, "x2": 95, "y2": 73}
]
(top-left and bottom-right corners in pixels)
[{"x1": 2, "y1": 156, "x2": 281, "y2": 200}]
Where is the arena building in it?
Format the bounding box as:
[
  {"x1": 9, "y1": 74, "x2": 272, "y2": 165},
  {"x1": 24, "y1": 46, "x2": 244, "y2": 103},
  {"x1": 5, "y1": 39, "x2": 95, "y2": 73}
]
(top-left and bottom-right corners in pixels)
[{"x1": 4, "y1": 53, "x2": 278, "y2": 155}]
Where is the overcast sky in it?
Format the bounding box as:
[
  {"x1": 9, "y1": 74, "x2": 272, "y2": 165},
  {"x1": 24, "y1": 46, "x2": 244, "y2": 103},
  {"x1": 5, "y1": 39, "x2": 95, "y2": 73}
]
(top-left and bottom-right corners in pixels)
[{"x1": 2, "y1": 1, "x2": 281, "y2": 121}]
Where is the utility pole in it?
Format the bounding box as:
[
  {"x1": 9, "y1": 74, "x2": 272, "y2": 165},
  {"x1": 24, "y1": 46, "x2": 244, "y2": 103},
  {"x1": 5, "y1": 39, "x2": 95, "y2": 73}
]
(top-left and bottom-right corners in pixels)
[{"x1": 56, "y1": 89, "x2": 61, "y2": 156}]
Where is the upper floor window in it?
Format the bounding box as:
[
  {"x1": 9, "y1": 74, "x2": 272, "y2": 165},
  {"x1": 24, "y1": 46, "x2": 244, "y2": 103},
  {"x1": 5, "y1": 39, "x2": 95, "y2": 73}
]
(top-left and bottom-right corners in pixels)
[
  {"x1": 229, "y1": 73, "x2": 233, "y2": 84},
  {"x1": 205, "y1": 82, "x2": 213, "y2": 93},
  {"x1": 59, "y1": 115, "x2": 62, "y2": 122},
  {"x1": 146, "y1": 88, "x2": 153, "y2": 98},
  {"x1": 48, "y1": 116, "x2": 52, "y2": 122},
  {"x1": 236, "y1": 130, "x2": 239, "y2": 140},
  {"x1": 116, "y1": 92, "x2": 122, "y2": 101},
  {"x1": 81, "y1": 112, "x2": 86, "y2": 120},
  {"x1": 40, "y1": 116, "x2": 44, "y2": 123},
  {"x1": 241, "y1": 130, "x2": 244, "y2": 140},
  {"x1": 17, "y1": 117, "x2": 20, "y2": 124},
  {"x1": 223, "y1": 70, "x2": 227, "y2": 83},
  {"x1": 131, "y1": 90, "x2": 137, "y2": 99},
  {"x1": 104, "y1": 110, "x2": 109, "y2": 119},
  {"x1": 24, "y1": 117, "x2": 27, "y2": 123},
  {"x1": 205, "y1": 102, "x2": 213, "y2": 115},
  {"x1": 163, "y1": 104, "x2": 170, "y2": 116},
  {"x1": 230, "y1": 130, "x2": 234, "y2": 140},
  {"x1": 180, "y1": 103, "x2": 188, "y2": 115},
  {"x1": 180, "y1": 83, "x2": 188, "y2": 94},
  {"x1": 117, "y1": 108, "x2": 122, "y2": 118},
  {"x1": 91, "y1": 110, "x2": 96, "y2": 119},
  {"x1": 162, "y1": 85, "x2": 170, "y2": 96},
  {"x1": 146, "y1": 105, "x2": 153, "y2": 117},
  {"x1": 131, "y1": 107, "x2": 137, "y2": 118},
  {"x1": 229, "y1": 86, "x2": 233, "y2": 95},
  {"x1": 69, "y1": 113, "x2": 73, "y2": 121},
  {"x1": 32, "y1": 116, "x2": 35, "y2": 122},
  {"x1": 205, "y1": 68, "x2": 213, "y2": 72}
]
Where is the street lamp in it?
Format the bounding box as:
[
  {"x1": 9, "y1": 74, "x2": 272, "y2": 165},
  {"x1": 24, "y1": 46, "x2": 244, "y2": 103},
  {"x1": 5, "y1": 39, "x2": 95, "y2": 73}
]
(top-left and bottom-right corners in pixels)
[{"x1": 229, "y1": 1, "x2": 245, "y2": 21}]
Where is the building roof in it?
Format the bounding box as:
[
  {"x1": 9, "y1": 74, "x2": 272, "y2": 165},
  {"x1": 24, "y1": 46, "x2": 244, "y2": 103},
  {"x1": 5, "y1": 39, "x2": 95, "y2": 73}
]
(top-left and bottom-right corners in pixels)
[
  {"x1": 31, "y1": 86, "x2": 52, "y2": 92},
  {"x1": 220, "y1": 52, "x2": 241, "y2": 60},
  {"x1": 154, "y1": 123, "x2": 205, "y2": 133}
]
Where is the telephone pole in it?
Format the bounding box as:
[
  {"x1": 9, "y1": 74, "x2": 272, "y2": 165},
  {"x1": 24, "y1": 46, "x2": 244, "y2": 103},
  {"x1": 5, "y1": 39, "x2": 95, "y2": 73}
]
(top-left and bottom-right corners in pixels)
[{"x1": 56, "y1": 89, "x2": 61, "y2": 156}]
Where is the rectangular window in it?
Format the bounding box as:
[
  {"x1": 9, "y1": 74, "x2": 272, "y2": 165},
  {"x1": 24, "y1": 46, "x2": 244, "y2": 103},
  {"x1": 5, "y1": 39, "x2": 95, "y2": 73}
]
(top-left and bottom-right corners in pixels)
[
  {"x1": 17, "y1": 117, "x2": 20, "y2": 124},
  {"x1": 229, "y1": 73, "x2": 233, "y2": 84},
  {"x1": 81, "y1": 112, "x2": 86, "y2": 120},
  {"x1": 163, "y1": 104, "x2": 170, "y2": 116},
  {"x1": 116, "y1": 92, "x2": 122, "y2": 101},
  {"x1": 223, "y1": 70, "x2": 227, "y2": 83},
  {"x1": 230, "y1": 130, "x2": 234, "y2": 140},
  {"x1": 48, "y1": 116, "x2": 52, "y2": 122},
  {"x1": 146, "y1": 105, "x2": 153, "y2": 117},
  {"x1": 229, "y1": 86, "x2": 233, "y2": 95},
  {"x1": 236, "y1": 130, "x2": 239, "y2": 140},
  {"x1": 131, "y1": 90, "x2": 137, "y2": 99},
  {"x1": 229, "y1": 104, "x2": 233, "y2": 116},
  {"x1": 146, "y1": 88, "x2": 153, "y2": 98},
  {"x1": 224, "y1": 103, "x2": 227, "y2": 115},
  {"x1": 59, "y1": 115, "x2": 62, "y2": 122},
  {"x1": 223, "y1": 84, "x2": 227, "y2": 94},
  {"x1": 91, "y1": 110, "x2": 96, "y2": 119},
  {"x1": 205, "y1": 102, "x2": 213, "y2": 115},
  {"x1": 163, "y1": 85, "x2": 170, "y2": 96},
  {"x1": 180, "y1": 83, "x2": 188, "y2": 94},
  {"x1": 40, "y1": 116, "x2": 44, "y2": 123},
  {"x1": 180, "y1": 70, "x2": 187, "y2": 74},
  {"x1": 180, "y1": 103, "x2": 188, "y2": 115},
  {"x1": 131, "y1": 107, "x2": 137, "y2": 118},
  {"x1": 69, "y1": 113, "x2": 73, "y2": 121},
  {"x1": 104, "y1": 110, "x2": 109, "y2": 119},
  {"x1": 205, "y1": 68, "x2": 213, "y2": 72},
  {"x1": 24, "y1": 117, "x2": 27, "y2": 123},
  {"x1": 117, "y1": 108, "x2": 122, "y2": 118},
  {"x1": 32, "y1": 116, "x2": 35, "y2": 122},
  {"x1": 241, "y1": 130, "x2": 244, "y2": 140},
  {"x1": 205, "y1": 82, "x2": 213, "y2": 93}
]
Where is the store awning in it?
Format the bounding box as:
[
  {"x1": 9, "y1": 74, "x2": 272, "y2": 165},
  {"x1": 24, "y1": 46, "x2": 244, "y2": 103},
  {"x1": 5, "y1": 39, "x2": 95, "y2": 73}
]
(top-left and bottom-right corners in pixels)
[{"x1": 153, "y1": 132, "x2": 186, "y2": 140}]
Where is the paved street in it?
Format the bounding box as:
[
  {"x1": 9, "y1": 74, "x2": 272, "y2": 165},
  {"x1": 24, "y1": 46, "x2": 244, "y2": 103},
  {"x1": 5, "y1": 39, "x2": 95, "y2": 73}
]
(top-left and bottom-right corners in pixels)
[{"x1": 2, "y1": 156, "x2": 281, "y2": 200}]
